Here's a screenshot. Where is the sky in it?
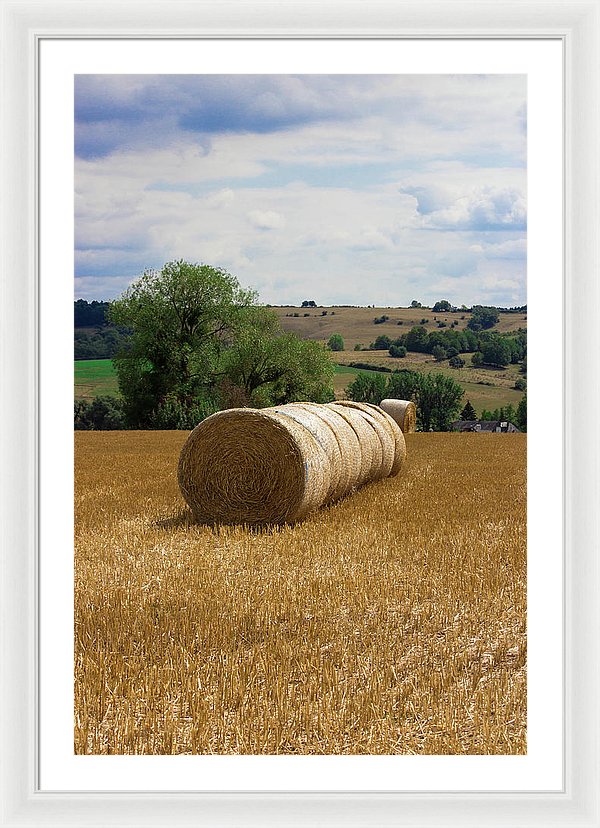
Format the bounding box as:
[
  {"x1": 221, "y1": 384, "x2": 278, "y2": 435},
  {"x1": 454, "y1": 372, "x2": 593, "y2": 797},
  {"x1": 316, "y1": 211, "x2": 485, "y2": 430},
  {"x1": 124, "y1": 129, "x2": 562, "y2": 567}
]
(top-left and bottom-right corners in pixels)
[{"x1": 74, "y1": 74, "x2": 526, "y2": 307}]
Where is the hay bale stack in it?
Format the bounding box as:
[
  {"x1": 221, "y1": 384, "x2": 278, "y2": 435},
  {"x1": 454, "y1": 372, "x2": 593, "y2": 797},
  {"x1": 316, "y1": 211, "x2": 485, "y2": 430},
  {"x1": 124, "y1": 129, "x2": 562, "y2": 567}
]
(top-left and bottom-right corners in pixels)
[
  {"x1": 178, "y1": 401, "x2": 407, "y2": 526},
  {"x1": 380, "y1": 398, "x2": 417, "y2": 434}
]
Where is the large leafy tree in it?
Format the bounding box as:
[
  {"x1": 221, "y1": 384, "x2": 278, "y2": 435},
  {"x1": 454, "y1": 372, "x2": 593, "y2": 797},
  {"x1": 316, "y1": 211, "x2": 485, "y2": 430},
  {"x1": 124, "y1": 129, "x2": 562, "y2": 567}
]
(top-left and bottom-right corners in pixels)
[
  {"x1": 467, "y1": 305, "x2": 499, "y2": 331},
  {"x1": 221, "y1": 307, "x2": 335, "y2": 406},
  {"x1": 405, "y1": 325, "x2": 429, "y2": 352},
  {"x1": 108, "y1": 261, "x2": 335, "y2": 426},
  {"x1": 345, "y1": 371, "x2": 388, "y2": 405},
  {"x1": 108, "y1": 260, "x2": 258, "y2": 426},
  {"x1": 385, "y1": 369, "x2": 421, "y2": 402},
  {"x1": 480, "y1": 337, "x2": 512, "y2": 367},
  {"x1": 414, "y1": 373, "x2": 464, "y2": 431}
]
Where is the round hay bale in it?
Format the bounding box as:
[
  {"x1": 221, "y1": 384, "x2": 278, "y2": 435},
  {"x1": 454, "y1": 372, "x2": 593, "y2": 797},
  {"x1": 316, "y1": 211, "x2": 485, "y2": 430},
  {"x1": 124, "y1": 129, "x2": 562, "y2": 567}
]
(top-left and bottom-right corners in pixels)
[
  {"x1": 336, "y1": 400, "x2": 406, "y2": 477},
  {"x1": 332, "y1": 401, "x2": 395, "y2": 480},
  {"x1": 271, "y1": 404, "x2": 342, "y2": 504},
  {"x1": 325, "y1": 402, "x2": 378, "y2": 486},
  {"x1": 177, "y1": 407, "x2": 329, "y2": 526},
  {"x1": 293, "y1": 403, "x2": 361, "y2": 500},
  {"x1": 380, "y1": 398, "x2": 417, "y2": 434}
]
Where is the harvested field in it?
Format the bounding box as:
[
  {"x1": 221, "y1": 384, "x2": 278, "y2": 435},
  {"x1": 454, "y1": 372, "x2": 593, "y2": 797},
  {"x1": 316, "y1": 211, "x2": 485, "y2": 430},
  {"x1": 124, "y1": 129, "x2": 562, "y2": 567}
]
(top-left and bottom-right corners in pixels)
[{"x1": 75, "y1": 430, "x2": 526, "y2": 755}]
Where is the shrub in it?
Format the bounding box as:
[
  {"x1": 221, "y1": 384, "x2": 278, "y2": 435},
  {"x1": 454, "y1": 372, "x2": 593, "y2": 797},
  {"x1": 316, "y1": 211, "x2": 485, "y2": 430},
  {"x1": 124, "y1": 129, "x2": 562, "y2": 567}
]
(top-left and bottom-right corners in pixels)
[
  {"x1": 150, "y1": 395, "x2": 219, "y2": 430},
  {"x1": 514, "y1": 377, "x2": 527, "y2": 391},
  {"x1": 327, "y1": 333, "x2": 344, "y2": 352},
  {"x1": 74, "y1": 395, "x2": 126, "y2": 430},
  {"x1": 389, "y1": 344, "x2": 407, "y2": 358},
  {"x1": 371, "y1": 335, "x2": 392, "y2": 350},
  {"x1": 432, "y1": 345, "x2": 447, "y2": 362},
  {"x1": 449, "y1": 356, "x2": 465, "y2": 368},
  {"x1": 373, "y1": 315, "x2": 389, "y2": 325}
]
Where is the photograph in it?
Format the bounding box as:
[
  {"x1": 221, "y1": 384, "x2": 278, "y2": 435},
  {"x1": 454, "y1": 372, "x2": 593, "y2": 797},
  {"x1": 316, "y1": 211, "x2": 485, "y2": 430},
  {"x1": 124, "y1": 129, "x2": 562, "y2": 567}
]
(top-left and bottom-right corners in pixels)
[{"x1": 73, "y1": 73, "x2": 528, "y2": 756}]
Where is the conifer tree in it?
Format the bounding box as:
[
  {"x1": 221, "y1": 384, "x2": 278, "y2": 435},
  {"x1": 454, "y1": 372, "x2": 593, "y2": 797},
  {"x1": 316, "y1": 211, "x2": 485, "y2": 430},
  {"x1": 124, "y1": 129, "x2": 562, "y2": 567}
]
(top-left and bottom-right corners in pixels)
[{"x1": 460, "y1": 400, "x2": 477, "y2": 420}]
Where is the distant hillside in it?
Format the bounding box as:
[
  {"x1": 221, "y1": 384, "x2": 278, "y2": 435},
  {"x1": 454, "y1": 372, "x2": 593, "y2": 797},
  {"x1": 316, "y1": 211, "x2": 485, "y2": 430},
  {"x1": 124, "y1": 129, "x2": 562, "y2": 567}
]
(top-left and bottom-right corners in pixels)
[
  {"x1": 74, "y1": 300, "x2": 527, "y2": 416},
  {"x1": 270, "y1": 305, "x2": 526, "y2": 350}
]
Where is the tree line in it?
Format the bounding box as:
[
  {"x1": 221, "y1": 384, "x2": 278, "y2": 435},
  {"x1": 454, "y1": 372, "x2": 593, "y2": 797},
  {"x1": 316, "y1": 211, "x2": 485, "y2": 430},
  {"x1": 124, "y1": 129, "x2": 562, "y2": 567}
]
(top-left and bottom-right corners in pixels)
[
  {"x1": 345, "y1": 370, "x2": 465, "y2": 432},
  {"x1": 368, "y1": 324, "x2": 526, "y2": 369},
  {"x1": 346, "y1": 372, "x2": 527, "y2": 432}
]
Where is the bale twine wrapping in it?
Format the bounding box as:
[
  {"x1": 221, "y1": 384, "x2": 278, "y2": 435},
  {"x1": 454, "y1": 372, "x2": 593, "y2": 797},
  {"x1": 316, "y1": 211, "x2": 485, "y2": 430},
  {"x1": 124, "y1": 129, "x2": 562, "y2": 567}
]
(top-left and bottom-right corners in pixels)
[
  {"x1": 178, "y1": 407, "x2": 327, "y2": 526},
  {"x1": 380, "y1": 398, "x2": 417, "y2": 434},
  {"x1": 332, "y1": 401, "x2": 395, "y2": 480},
  {"x1": 178, "y1": 401, "x2": 408, "y2": 526}
]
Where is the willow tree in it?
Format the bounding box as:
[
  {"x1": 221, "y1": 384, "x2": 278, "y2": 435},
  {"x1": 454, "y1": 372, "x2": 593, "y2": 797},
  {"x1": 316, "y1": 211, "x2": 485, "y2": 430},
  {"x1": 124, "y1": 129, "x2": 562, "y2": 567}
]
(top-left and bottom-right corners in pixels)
[{"x1": 220, "y1": 306, "x2": 335, "y2": 407}]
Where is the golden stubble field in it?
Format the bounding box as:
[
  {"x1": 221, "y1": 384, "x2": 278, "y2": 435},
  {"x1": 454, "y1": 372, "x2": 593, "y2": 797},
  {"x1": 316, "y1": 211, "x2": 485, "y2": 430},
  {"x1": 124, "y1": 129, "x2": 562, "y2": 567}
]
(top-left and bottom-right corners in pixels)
[{"x1": 75, "y1": 430, "x2": 526, "y2": 755}]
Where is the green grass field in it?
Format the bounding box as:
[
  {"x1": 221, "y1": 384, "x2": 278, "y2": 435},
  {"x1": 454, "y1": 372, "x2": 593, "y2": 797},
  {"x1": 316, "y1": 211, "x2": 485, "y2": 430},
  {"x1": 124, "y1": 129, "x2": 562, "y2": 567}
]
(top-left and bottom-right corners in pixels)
[{"x1": 75, "y1": 359, "x2": 120, "y2": 400}]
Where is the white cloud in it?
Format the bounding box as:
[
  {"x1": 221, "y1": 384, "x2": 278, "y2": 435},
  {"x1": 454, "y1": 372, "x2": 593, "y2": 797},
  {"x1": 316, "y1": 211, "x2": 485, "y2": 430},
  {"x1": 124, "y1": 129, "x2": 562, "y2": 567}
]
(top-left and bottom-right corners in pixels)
[
  {"x1": 75, "y1": 75, "x2": 526, "y2": 305},
  {"x1": 424, "y1": 187, "x2": 526, "y2": 231},
  {"x1": 247, "y1": 210, "x2": 286, "y2": 230}
]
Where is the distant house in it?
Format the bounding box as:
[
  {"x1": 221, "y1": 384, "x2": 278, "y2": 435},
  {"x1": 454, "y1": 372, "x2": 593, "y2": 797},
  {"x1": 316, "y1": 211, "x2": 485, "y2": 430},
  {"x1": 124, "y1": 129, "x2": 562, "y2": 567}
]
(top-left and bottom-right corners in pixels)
[{"x1": 451, "y1": 420, "x2": 520, "y2": 433}]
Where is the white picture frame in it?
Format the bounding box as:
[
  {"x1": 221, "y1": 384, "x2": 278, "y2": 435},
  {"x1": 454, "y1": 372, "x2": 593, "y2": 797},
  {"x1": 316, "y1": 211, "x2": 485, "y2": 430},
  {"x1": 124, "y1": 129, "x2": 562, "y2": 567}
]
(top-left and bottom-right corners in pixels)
[{"x1": 1, "y1": 1, "x2": 598, "y2": 825}]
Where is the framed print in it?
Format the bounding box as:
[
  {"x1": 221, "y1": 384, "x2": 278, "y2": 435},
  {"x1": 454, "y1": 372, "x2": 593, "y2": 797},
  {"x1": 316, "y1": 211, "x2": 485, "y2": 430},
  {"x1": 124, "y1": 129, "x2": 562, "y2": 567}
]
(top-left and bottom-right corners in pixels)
[{"x1": 1, "y1": 1, "x2": 599, "y2": 826}]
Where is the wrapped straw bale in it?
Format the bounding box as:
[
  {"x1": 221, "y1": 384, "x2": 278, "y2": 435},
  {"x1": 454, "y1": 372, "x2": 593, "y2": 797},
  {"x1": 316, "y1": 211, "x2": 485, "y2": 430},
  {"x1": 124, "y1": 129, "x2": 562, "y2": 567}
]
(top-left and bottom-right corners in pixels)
[
  {"x1": 325, "y1": 403, "x2": 378, "y2": 487},
  {"x1": 178, "y1": 401, "x2": 406, "y2": 526},
  {"x1": 379, "y1": 398, "x2": 417, "y2": 434},
  {"x1": 331, "y1": 401, "x2": 394, "y2": 480},
  {"x1": 293, "y1": 403, "x2": 361, "y2": 500},
  {"x1": 334, "y1": 401, "x2": 406, "y2": 476},
  {"x1": 270, "y1": 404, "x2": 342, "y2": 505}
]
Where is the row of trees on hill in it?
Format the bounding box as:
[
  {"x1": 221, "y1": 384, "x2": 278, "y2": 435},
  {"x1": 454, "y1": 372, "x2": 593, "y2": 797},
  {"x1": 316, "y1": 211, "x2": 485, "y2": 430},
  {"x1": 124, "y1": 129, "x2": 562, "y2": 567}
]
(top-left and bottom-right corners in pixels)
[
  {"x1": 74, "y1": 299, "x2": 110, "y2": 327},
  {"x1": 369, "y1": 325, "x2": 526, "y2": 368},
  {"x1": 74, "y1": 265, "x2": 527, "y2": 431}
]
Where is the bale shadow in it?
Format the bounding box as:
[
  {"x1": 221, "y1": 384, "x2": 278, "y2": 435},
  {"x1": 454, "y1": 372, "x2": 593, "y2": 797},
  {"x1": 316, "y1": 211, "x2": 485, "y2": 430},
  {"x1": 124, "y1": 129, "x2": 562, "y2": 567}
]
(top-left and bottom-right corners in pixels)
[
  {"x1": 154, "y1": 510, "x2": 194, "y2": 530},
  {"x1": 154, "y1": 509, "x2": 287, "y2": 536}
]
